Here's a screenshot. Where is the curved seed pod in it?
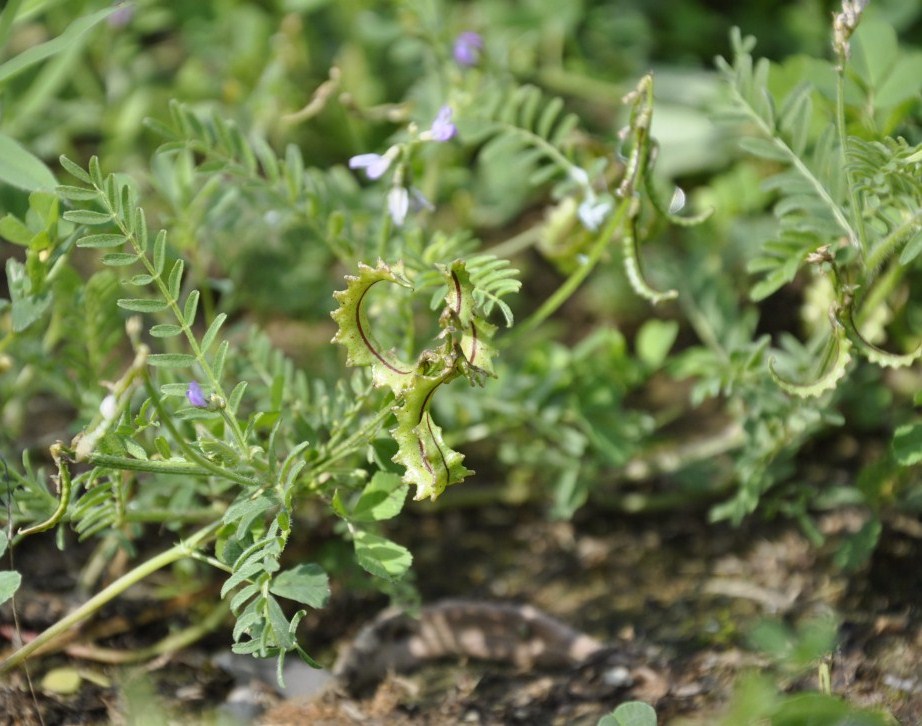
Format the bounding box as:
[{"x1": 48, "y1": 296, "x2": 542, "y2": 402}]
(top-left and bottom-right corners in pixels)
[
  {"x1": 438, "y1": 261, "x2": 498, "y2": 383},
  {"x1": 839, "y1": 304, "x2": 922, "y2": 368},
  {"x1": 391, "y1": 375, "x2": 473, "y2": 501},
  {"x1": 769, "y1": 329, "x2": 852, "y2": 398},
  {"x1": 622, "y1": 220, "x2": 678, "y2": 305},
  {"x1": 332, "y1": 260, "x2": 496, "y2": 500},
  {"x1": 330, "y1": 261, "x2": 415, "y2": 395}
]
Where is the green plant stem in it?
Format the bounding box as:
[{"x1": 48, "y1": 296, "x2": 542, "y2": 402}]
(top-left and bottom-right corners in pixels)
[
  {"x1": 0, "y1": 521, "x2": 221, "y2": 674},
  {"x1": 865, "y1": 208, "x2": 922, "y2": 271},
  {"x1": 0, "y1": 0, "x2": 25, "y2": 56},
  {"x1": 836, "y1": 68, "x2": 868, "y2": 254},
  {"x1": 125, "y1": 506, "x2": 226, "y2": 524},
  {"x1": 511, "y1": 199, "x2": 631, "y2": 339},
  {"x1": 538, "y1": 67, "x2": 625, "y2": 105},
  {"x1": 96, "y1": 189, "x2": 250, "y2": 457},
  {"x1": 855, "y1": 259, "x2": 901, "y2": 328},
  {"x1": 317, "y1": 406, "x2": 392, "y2": 469},
  {"x1": 65, "y1": 601, "x2": 230, "y2": 665},
  {"x1": 485, "y1": 225, "x2": 543, "y2": 259},
  {"x1": 142, "y1": 376, "x2": 260, "y2": 488},
  {"x1": 78, "y1": 452, "x2": 221, "y2": 477}
]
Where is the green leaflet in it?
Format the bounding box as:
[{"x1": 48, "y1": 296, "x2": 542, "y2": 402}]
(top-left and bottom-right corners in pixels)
[{"x1": 331, "y1": 260, "x2": 496, "y2": 501}]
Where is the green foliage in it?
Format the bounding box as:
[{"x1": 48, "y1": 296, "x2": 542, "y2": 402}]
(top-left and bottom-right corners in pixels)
[
  {"x1": 597, "y1": 701, "x2": 657, "y2": 726},
  {"x1": 0, "y1": 2, "x2": 918, "y2": 717},
  {"x1": 0, "y1": 529, "x2": 21, "y2": 607},
  {"x1": 721, "y1": 672, "x2": 897, "y2": 726}
]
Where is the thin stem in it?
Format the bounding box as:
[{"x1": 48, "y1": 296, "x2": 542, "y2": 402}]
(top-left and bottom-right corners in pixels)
[
  {"x1": 142, "y1": 376, "x2": 260, "y2": 488},
  {"x1": 484, "y1": 225, "x2": 542, "y2": 259},
  {"x1": 511, "y1": 199, "x2": 631, "y2": 339},
  {"x1": 855, "y1": 259, "x2": 901, "y2": 328},
  {"x1": 0, "y1": 521, "x2": 221, "y2": 674},
  {"x1": 317, "y1": 406, "x2": 392, "y2": 469},
  {"x1": 63, "y1": 602, "x2": 229, "y2": 665},
  {"x1": 96, "y1": 191, "x2": 250, "y2": 457},
  {"x1": 865, "y1": 207, "x2": 922, "y2": 271},
  {"x1": 836, "y1": 66, "x2": 868, "y2": 254},
  {"x1": 0, "y1": 0, "x2": 25, "y2": 55}
]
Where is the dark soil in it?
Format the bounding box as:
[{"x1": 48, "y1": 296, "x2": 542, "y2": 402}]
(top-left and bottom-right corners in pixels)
[{"x1": 2, "y1": 502, "x2": 920, "y2": 725}]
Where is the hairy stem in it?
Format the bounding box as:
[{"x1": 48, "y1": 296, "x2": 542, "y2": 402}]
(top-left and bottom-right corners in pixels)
[
  {"x1": 512, "y1": 198, "x2": 631, "y2": 338},
  {"x1": 0, "y1": 521, "x2": 221, "y2": 674},
  {"x1": 836, "y1": 67, "x2": 868, "y2": 254}
]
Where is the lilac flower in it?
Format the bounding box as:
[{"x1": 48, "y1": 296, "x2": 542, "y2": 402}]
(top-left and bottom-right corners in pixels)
[
  {"x1": 107, "y1": 3, "x2": 134, "y2": 29},
  {"x1": 453, "y1": 32, "x2": 483, "y2": 67},
  {"x1": 577, "y1": 195, "x2": 613, "y2": 232},
  {"x1": 348, "y1": 153, "x2": 392, "y2": 180},
  {"x1": 428, "y1": 106, "x2": 456, "y2": 142},
  {"x1": 186, "y1": 381, "x2": 207, "y2": 408},
  {"x1": 387, "y1": 187, "x2": 410, "y2": 226}
]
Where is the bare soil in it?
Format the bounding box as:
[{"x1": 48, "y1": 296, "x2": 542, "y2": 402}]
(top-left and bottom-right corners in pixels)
[{"x1": 2, "y1": 502, "x2": 920, "y2": 724}]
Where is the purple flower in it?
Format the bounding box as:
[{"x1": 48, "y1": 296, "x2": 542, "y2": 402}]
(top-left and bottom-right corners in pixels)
[
  {"x1": 186, "y1": 381, "x2": 207, "y2": 408},
  {"x1": 428, "y1": 106, "x2": 456, "y2": 142},
  {"x1": 107, "y1": 3, "x2": 134, "y2": 29},
  {"x1": 349, "y1": 153, "x2": 391, "y2": 180},
  {"x1": 453, "y1": 32, "x2": 483, "y2": 67},
  {"x1": 577, "y1": 196, "x2": 613, "y2": 231},
  {"x1": 387, "y1": 187, "x2": 409, "y2": 226}
]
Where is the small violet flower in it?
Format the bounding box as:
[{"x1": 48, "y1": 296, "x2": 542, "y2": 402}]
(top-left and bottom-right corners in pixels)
[
  {"x1": 186, "y1": 381, "x2": 207, "y2": 408},
  {"x1": 577, "y1": 195, "x2": 613, "y2": 232},
  {"x1": 108, "y1": 3, "x2": 134, "y2": 29},
  {"x1": 428, "y1": 106, "x2": 456, "y2": 142},
  {"x1": 453, "y1": 32, "x2": 483, "y2": 67},
  {"x1": 387, "y1": 187, "x2": 410, "y2": 226},
  {"x1": 348, "y1": 152, "x2": 392, "y2": 180}
]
